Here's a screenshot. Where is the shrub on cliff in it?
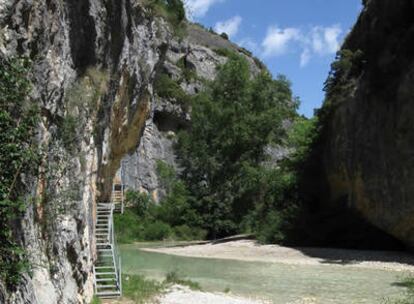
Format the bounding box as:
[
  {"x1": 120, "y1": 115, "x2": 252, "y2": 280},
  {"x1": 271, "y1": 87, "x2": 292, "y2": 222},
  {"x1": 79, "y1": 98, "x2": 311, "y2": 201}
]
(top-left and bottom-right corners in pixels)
[
  {"x1": 154, "y1": 73, "x2": 192, "y2": 109},
  {"x1": 0, "y1": 56, "x2": 39, "y2": 287},
  {"x1": 145, "y1": 0, "x2": 187, "y2": 36}
]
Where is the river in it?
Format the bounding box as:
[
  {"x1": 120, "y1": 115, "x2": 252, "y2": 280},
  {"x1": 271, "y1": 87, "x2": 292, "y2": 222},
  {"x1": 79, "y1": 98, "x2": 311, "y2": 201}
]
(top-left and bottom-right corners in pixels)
[{"x1": 120, "y1": 243, "x2": 411, "y2": 303}]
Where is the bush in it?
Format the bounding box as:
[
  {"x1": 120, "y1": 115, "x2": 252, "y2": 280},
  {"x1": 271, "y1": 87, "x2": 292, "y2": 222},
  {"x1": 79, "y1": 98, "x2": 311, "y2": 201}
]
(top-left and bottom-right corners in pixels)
[
  {"x1": 213, "y1": 48, "x2": 237, "y2": 58},
  {"x1": 145, "y1": 0, "x2": 187, "y2": 37},
  {"x1": 173, "y1": 225, "x2": 207, "y2": 240},
  {"x1": 153, "y1": 73, "x2": 192, "y2": 109},
  {"x1": 255, "y1": 211, "x2": 288, "y2": 244},
  {"x1": 144, "y1": 221, "x2": 173, "y2": 240},
  {"x1": 125, "y1": 190, "x2": 152, "y2": 217},
  {"x1": 176, "y1": 57, "x2": 198, "y2": 82},
  {"x1": 220, "y1": 32, "x2": 229, "y2": 40},
  {"x1": 114, "y1": 210, "x2": 144, "y2": 243},
  {"x1": 122, "y1": 274, "x2": 164, "y2": 303}
]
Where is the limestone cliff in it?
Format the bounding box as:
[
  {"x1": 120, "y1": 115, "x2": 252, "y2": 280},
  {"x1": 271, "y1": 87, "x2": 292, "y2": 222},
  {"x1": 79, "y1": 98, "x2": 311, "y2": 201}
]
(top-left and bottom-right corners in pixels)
[
  {"x1": 120, "y1": 23, "x2": 262, "y2": 202},
  {"x1": 311, "y1": 0, "x2": 414, "y2": 249},
  {"x1": 0, "y1": 1, "x2": 262, "y2": 302}
]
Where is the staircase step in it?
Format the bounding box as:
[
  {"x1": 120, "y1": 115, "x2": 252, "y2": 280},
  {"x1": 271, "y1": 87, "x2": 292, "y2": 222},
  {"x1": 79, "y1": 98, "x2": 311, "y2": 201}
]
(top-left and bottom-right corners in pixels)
[
  {"x1": 95, "y1": 266, "x2": 115, "y2": 269},
  {"x1": 95, "y1": 272, "x2": 116, "y2": 275},
  {"x1": 96, "y1": 291, "x2": 121, "y2": 298},
  {"x1": 97, "y1": 285, "x2": 117, "y2": 288},
  {"x1": 96, "y1": 278, "x2": 117, "y2": 282}
]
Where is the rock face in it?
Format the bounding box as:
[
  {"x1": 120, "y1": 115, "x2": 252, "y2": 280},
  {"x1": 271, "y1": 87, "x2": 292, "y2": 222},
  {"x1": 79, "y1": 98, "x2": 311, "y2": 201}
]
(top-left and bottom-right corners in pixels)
[
  {"x1": 314, "y1": 0, "x2": 414, "y2": 249},
  {"x1": 0, "y1": 1, "x2": 261, "y2": 302},
  {"x1": 120, "y1": 24, "x2": 261, "y2": 202}
]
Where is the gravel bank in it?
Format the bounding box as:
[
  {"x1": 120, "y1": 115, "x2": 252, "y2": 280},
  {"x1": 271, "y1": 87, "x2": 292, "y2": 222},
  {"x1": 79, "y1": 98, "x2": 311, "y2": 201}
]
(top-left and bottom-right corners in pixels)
[
  {"x1": 141, "y1": 240, "x2": 414, "y2": 272},
  {"x1": 155, "y1": 285, "x2": 270, "y2": 304}
]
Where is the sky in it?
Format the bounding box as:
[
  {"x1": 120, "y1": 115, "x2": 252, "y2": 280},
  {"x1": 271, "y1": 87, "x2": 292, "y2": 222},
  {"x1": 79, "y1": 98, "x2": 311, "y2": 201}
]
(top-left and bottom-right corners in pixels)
[{"x1": 184, "y1": 0, "x2": 363, "y2": 117}]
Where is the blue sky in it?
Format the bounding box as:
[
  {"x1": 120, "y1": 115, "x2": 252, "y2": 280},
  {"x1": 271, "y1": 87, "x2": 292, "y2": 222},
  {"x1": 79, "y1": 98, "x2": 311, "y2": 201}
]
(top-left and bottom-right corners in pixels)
[{"x1": 184, "y1": 0, "x2": 363, "y2": 117}]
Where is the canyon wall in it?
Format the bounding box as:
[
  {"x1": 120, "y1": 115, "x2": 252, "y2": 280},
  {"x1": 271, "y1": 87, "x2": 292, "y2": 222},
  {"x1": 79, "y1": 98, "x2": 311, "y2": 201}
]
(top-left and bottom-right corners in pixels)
[
  {"x1": 313, "y1": 0, "x2": 414, "y2": 249},
  {"x1": 0, "y1": 1, "x2": 260, "y2": 302}
]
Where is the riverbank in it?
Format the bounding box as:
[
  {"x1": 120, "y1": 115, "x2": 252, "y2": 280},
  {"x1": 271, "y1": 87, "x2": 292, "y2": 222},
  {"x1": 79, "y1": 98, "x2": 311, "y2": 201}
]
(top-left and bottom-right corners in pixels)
[
  {"x1": 102, "y1": 284, "x2": 269, "y2": 304},
  {"x1": 141, "y1": 239, "x2": 414, "y2": 272},
  {"x1": 155, "y1": 285, "x2": 270, "y2": 304}
]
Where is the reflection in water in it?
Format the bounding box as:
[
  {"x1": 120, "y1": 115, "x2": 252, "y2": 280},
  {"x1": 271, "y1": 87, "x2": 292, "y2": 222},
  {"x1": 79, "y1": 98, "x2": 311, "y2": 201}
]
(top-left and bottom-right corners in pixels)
[{"x1": 120, "y1": 243, "x2": 407, "y2": 304}]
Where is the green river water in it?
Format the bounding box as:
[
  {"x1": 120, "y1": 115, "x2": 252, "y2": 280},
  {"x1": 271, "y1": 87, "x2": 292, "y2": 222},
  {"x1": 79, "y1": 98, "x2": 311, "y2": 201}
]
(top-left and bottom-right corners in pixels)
[{"x1": 120, "y1": 243, "x2": 410, "y2": 303}]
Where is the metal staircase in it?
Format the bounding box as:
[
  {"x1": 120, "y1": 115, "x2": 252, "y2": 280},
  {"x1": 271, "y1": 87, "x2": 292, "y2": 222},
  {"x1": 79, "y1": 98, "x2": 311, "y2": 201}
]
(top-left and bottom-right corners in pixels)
[
  {"x1": 93, "y1": 203, "x2": 122, "y2": 298},
  {"x1": 112, "y1": 160, "x2": 127, "y2": 214},
  {"x1": 93, "y1": 162, "x2": 126, "y2": 298},
  {"x1": 112, "y1": 183, "x2": 125, "y2": 214}
]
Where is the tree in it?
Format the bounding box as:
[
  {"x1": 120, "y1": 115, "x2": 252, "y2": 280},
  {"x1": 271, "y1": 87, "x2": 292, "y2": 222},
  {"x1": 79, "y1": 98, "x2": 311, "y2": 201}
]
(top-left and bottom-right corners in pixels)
[{"x1": 176, "y1": 54, "x2": 296, "y2": 238}]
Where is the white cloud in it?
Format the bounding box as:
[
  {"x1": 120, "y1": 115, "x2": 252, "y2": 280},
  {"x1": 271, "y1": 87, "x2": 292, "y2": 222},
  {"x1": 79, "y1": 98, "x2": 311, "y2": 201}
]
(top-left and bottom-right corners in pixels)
[
  {"x1": 323, "y1": 25, "x2": 342, "y2": 53},
  {"x1": 260, "y1": 24, "x2": 343, "y2": 67},
  {"x1": 300, "y1": 48, "x2": 311, "y2": 67},
  {"x1": 309, "y1": 25, "x2": 342, "y2": 55},
  {"x1": 214, "y1": 16, "x2": 242, "y2": 38},
  {"x1": 238, "y1": 37, "x2": 260, "y2": 54},
  {"x1": 261, "y1": 26, "x2": 301, "y2": 57},
  {"x1": 184, "y1": 0, "x2": 225, "y2": 20}
]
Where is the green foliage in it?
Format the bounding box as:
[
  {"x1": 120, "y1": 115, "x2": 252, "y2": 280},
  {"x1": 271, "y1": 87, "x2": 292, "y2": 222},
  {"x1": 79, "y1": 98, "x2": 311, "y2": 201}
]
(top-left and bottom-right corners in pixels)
[
  {"x1": 143, "y1": 221, "x2": 173, "y2": 240},
  {"x1": 172, "y1": 225, "x2": 207, "y2": 240},
  {"x1": 176, "y1": 57, "x2": 198, "y2": 82},
  {"x1": 286, "y1": 116, "x2": 319, "y2": 165},
  {"x1": 145, "y1": 0, "x2": 187, "y2": 37},
  {"x1": 321, "y1": 49, "x2": 363, "y2": 118},
  {"x1": 122, "y1": 274, "x2": 164, "y2": 303},
  {"x1": 154, "y1": 73, "x2": 192, "y2": 109},
  {"x1": 115, "y1": 161, "x2": 207, "y2": 243},
  {"x1": 220, "y1": 32, "x2": 229, "y2": 40},
  {"x1": 114, "y1": 209, "x2": 144, "y2": 243},
  {"x1": 213, "y1": 48, "x2": 237, "y2": 58},
  {"x1": 126, "y1": 190, "x2": 152, "y2": 217},
  {"x1": 165, "y1": 271, "x2": 201, "y2": 290},
  {"x1": 155, "y1": 161, "x2": 206, "y2": 238},
  {"x1": 176, "y1": 54, "x2": 297, "y2": 238},
  {"x1": 0, "y1": 56, "x2": 39, "y2": 287},
  {"x1": 156, "y1": 160, "x2": 177, "y2": 192},
  {"x1": 89, "y1": 295, "x2": 101, "y2": 304}
]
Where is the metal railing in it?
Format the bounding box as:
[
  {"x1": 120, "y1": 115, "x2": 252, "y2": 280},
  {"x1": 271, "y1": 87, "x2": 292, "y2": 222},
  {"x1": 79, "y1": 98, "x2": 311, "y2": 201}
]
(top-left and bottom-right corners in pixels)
[
  {"x1": 95, "y1": 202, "x2": 122, "y2": 296},
  {"x1": 108, "y1": 203, "x2": 121, "y2": 293},
  {"x1": 112, "y1": 220, "x2": 122, "y2": 295}
]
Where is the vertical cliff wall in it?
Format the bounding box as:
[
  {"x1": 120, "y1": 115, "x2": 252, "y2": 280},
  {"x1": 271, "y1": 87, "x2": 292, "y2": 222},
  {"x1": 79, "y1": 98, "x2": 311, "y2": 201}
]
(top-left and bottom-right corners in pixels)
[
  {"x1": 0, "y1": 1, "x2": 167, "y2": 302},
  {"x1": 0, "y1": 1, "x2": 263, "y2": 302},
  {"x1": 313, "y1": 0, "x2": 414, "y2": 249}
]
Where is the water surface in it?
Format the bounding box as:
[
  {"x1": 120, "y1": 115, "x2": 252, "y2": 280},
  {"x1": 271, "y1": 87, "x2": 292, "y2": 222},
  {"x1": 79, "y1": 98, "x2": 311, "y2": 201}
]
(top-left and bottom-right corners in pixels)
[{"x1": 120, "y1": 243, "x2": 408, "y2": 303}]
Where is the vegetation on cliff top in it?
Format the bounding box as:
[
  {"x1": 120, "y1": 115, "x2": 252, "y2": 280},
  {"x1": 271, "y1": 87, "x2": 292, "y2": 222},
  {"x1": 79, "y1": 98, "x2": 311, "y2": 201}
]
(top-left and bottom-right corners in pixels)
[{"x1": 145, "y1": 0, "x2": 187, "y2": 37}]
